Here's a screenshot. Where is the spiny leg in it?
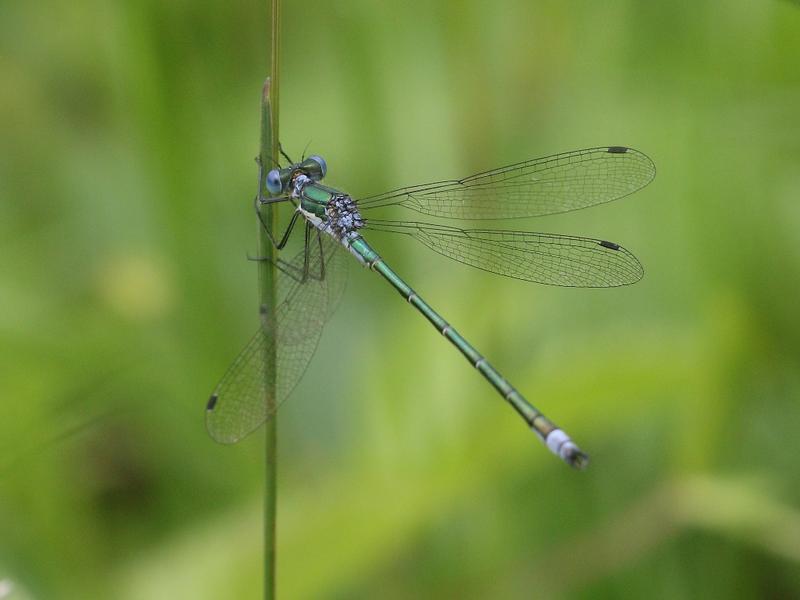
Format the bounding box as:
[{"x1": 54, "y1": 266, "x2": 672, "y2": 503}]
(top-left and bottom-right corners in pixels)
[
  {"x1": 254, "y1": 203, "x2": 302, "y2": 250},
  {"x1": 298, "y1": 226, "x2": 328, "y2": 284},
  {"x1": 249, "y1": 211, "x2": 310, "y2": 282},
  {"x1": 278, "y1": 143, "x2": 294, "y2": 165},
  {"x1": 301, "y1": 221, "x2": 311, "y2": 281},
  {"x1": 248, "y1": 254, "x2": 306, "y2": 283},
  {"x1": 255, "y1": 221, "x2": 316, "y2": 284}
]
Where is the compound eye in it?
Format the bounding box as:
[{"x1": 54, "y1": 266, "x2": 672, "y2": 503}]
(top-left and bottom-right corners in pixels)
[
  {"x1": 308, "y1": 155, "x2": 327, "y2": 179},
  {"x1": 266, "y1": 169, "x2": 283, "y2": 194}
]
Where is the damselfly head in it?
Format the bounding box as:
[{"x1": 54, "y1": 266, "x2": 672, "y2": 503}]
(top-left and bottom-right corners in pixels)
[{"x1": 266, "y1": 155, "x2": 327, "y2": 196}]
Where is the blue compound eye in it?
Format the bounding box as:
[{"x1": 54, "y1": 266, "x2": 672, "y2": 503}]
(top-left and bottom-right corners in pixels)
[
  {"x1": 307, "y1": 155, "x2": 327, "y2": 179},
  {"x1": 266, "y1": 169, "x2": 283, "y2": 194}
]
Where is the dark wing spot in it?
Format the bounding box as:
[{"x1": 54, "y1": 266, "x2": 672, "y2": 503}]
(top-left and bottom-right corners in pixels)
[
  {"x1": 206, "y1": 394, "x2": 218, "y2": 410},
  {"x1": 606, "y1": 146, "x2": 629, "y2": 154},
  {"x1": 599, "y1": 240, "x2": 621, "y2": 250}
]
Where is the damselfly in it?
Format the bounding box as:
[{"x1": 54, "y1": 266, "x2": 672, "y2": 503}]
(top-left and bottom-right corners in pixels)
[{"x1": 206, "y1": 146, "x2": 655, "y2": 469}]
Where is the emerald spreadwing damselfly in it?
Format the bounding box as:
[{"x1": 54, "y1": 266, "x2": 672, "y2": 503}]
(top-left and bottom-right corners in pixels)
[{"x1": 206, "y1": 146, "x2": 655, "y2": 469}]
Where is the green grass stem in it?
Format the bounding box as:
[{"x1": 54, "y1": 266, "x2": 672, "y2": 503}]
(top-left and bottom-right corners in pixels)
[{"x1": 258, "y1": 0, "x2": 281, "y2": 597}]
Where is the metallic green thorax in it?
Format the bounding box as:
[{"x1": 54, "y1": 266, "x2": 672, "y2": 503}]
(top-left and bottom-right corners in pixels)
[{"x1": 297, "y1": 181, "x2": 336, "y2": 219}]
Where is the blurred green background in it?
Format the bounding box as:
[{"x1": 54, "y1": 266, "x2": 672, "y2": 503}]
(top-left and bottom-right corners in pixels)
[{"x1": 2, "y1": 0, "x2": 800, "y2": 598}]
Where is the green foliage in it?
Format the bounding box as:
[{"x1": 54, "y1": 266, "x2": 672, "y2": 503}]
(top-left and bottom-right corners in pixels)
[{"x1": 1, "y1": 0, "x2": 800, "y2": 598}]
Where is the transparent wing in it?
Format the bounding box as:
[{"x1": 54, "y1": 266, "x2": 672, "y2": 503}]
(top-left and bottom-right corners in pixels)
[
  {"x1": 357, "y1": 146, "x2": 655, "y2": 220},
  {"x1": 367, "y1": 221, "x2": 643, "y2": 288},
  {"x1": 206, "y1": 231, "x2": 346, "y2": 444},
  {"x1": 322, "y1": 234, "x2": 349, "y2": 319}
]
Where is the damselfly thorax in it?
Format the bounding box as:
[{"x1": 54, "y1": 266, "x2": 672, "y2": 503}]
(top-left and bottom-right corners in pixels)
[
  {"x1": 269, "y1": 155, "x2": 370, "y2": 267},
  {"x1": 271, "y1": 155, "x2": 366, "y2": 239}
]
